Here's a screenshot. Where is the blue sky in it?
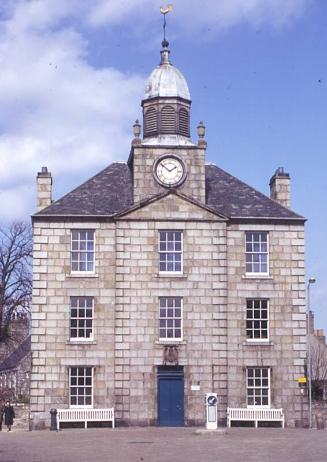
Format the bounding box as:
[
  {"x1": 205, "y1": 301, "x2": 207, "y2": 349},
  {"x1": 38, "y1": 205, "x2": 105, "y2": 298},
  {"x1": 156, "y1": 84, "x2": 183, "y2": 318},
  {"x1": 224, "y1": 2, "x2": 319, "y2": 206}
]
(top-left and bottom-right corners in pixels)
[{"x1": 0, "y1": 0, "x2": 326, "y2": 329}]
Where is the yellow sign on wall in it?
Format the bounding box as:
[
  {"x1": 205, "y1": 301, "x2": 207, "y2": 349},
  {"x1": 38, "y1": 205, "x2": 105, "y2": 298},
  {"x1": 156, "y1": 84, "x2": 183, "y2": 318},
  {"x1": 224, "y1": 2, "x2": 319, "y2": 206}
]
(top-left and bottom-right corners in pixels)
[{"x1": 297, "y1": 377, "x2": 307, "y2": 384}]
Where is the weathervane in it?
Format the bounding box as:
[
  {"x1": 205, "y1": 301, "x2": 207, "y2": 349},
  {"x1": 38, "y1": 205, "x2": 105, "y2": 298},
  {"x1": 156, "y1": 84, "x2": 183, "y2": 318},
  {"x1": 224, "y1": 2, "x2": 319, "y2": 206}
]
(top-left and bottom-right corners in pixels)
[{"x1": 160, "y1": 4, "x2": 173, "y2": 44}]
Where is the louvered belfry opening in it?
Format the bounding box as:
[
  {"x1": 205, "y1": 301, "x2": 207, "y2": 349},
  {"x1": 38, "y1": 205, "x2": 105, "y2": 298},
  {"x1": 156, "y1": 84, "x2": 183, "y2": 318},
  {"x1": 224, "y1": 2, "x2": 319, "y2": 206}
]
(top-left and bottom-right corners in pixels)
[
  {"x1": 178, "y1": 107, "x2": 190, "y2": 137},
  {"x1": 144, "y1": 107, "x2": 158, "y2": 137},
  {"x1": 160, "y1": 105, "x2": 176, "y2": 133},
  {"x1": 142, "y1": 98, "x2": 191, "y2": 139}
]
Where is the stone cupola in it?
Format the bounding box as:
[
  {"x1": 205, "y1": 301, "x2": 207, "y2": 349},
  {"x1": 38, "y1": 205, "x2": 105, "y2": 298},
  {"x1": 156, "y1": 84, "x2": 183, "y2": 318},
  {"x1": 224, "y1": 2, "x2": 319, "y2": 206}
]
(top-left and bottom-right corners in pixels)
[{"x1": 141, "y1": 39, "x2": 192, "y2": 144}]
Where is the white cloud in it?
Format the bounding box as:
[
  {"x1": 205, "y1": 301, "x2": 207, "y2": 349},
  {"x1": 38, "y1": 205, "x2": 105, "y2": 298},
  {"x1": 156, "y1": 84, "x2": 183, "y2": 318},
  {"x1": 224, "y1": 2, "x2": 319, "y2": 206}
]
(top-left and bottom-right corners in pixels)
[
  {"x1": 87, "y1": 0, "x2": 311, "y2": 31},
  {"x1": 0, "y1": 0, "x2": 312, "y2": 221},
  {"x1": 0, "y1": 1, "x2": 144, "y2": 220}
]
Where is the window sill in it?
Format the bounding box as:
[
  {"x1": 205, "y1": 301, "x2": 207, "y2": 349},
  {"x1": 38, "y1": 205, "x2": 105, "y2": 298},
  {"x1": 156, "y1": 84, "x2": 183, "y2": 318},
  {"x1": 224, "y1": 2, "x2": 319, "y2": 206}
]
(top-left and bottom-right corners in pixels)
[
  {"x1": 242, "y1": 274, "x2": 273, "y2": 280},
  {"x1": 67, "y1": 273, "x2": 98, "y2": 278},
  {"x1": 246, "y1": 406, "x2": 271, "y2": 409},
  {"x1": 69, "y1": 405, "x2": 94, "y2": 409},
  {"x1": 66, "y1": 339, "x2": 97, "y2": 345},
  {"x1": 155, "y1": 340, "x2": 186, "y2": 345},
  {"x1": 156, "y1": 273, "x2": 187, "y2": 279},
  {"x1": 243, "y1": 340, "x2": 273, "y2": 346}
]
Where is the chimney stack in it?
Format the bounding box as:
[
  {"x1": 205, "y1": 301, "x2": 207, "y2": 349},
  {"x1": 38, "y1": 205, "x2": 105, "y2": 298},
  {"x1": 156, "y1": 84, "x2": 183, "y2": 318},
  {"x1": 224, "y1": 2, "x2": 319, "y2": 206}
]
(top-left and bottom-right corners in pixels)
[
  {"x1": 269, "y1": 167, "x2": 290, "y2": 208},
  {"x1": 308, "y1": 310, "x2": 315, "y2": 335},
  {"x1": 315, "y1": 329, "x2": 326, "y2": 345},
  {"x1": 37, "y1": 166, "x2": 52, "y2": 211}
]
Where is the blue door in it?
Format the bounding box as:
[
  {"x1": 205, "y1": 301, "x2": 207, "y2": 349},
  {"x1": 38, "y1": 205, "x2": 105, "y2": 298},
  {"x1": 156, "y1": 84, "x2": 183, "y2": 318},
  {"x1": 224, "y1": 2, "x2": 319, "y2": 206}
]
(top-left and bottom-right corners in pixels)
[{"x1": 158, "y1": 366, "x2": 184, "y2": 426}]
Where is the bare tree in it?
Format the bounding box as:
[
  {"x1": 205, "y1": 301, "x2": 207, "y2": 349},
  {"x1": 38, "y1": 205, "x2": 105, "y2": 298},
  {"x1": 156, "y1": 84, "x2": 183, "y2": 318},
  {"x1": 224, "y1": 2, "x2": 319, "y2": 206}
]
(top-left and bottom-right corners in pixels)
[
  {"x1": 310, "y1": 335, "x2": 327, "y2": 400},
  {"x1": 0, "y1": 222, "x2": 32, "y2": 344}
]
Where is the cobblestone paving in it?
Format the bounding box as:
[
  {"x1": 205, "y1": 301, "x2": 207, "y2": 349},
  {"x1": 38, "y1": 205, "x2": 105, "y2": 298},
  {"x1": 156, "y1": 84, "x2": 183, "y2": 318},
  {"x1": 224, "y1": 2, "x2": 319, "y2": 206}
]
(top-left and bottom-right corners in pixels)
[{"x1": 0, "y1": 427, "x2": 326, "y2": 462}]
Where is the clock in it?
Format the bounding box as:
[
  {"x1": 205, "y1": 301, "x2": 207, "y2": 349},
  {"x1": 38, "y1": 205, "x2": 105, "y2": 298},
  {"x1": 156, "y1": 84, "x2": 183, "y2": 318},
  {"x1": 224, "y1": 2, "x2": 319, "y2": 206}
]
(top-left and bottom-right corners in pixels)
[{"x1": 154, "y1": 156, "x2": 186, "y2": 187}]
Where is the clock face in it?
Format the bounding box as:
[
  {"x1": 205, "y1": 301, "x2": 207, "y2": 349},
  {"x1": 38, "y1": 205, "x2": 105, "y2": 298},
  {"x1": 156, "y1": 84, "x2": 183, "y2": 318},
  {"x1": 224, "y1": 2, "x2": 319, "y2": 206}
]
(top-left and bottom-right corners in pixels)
[{"x1": 155, "y1": 156, "x2": 186, "y2": 187}]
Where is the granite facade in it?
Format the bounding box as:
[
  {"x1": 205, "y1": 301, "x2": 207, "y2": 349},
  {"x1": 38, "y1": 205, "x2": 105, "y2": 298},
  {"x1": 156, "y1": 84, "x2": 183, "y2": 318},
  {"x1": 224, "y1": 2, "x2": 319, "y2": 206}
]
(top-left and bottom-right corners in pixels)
[{"x1": 30, "y1": 196, "x2": 306, "y2": 428}]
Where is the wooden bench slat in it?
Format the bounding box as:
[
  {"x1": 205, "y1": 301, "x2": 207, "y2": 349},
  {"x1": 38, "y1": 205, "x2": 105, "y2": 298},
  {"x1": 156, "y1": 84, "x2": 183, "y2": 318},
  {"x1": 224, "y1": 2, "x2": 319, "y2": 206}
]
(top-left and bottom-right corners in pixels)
[
  {"x1": 227, "y1": 407, "x2": 284, "y2": 428},
  {"x1": 57, "y1": 408, "x2": 115, "y2": 430}
]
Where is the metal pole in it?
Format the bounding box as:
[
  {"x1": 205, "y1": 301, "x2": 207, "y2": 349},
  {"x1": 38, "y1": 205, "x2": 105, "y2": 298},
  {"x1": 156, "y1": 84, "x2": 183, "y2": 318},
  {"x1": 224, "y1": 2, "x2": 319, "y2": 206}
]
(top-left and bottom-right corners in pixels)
[
  {"x1": 307, "y1": 282, "x2": 312, "y2": 428},
  {"x1": 306, "y1": 278, "x2": 315, "y2": 429}
]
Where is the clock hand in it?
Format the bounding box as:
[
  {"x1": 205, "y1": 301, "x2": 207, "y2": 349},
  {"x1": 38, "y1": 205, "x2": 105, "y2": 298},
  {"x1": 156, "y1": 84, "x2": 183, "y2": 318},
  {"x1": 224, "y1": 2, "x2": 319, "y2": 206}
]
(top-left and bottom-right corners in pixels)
[{"x1": 166, "y1": 165, "x2": 177, "y2": 172}]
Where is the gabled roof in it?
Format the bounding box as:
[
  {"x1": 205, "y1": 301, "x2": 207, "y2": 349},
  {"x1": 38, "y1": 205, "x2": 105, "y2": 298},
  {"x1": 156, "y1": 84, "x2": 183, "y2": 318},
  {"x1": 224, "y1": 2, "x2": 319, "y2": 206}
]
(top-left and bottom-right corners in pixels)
[
  {"x1": 0, "y1": 336, "x2": 31, "y2": 372},
  {"x1": 34, "y1": 161, "x2": 304, "y2": 222}
]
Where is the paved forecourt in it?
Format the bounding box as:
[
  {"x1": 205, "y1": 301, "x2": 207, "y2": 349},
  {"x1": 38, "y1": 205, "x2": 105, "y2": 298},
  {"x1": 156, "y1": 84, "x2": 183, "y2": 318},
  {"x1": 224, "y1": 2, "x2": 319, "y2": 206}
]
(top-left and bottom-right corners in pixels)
[{"x1": 0, "y1": 427, "x2": 326, "y2": 462}]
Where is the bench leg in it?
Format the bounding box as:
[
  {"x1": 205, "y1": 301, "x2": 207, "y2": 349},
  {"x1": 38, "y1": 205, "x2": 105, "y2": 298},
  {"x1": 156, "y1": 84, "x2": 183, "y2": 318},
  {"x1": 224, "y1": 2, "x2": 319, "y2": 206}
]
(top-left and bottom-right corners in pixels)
[
  {"x1": 255, "y1": 420, "x2": 258, "y2": 428},
  {"x1": 85, "y1": 420, "x2": 87, "y2": 429}
]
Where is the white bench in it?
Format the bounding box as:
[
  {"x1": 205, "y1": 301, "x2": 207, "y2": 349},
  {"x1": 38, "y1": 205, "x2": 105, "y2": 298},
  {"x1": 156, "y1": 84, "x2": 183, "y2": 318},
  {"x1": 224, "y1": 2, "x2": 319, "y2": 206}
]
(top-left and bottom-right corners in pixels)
[
  {"x1": 56, "y1": 408, "x2": 115, "y2": 430},
  {"x1": 227, "y1": 407, "x2": 284, "y2": 428}
]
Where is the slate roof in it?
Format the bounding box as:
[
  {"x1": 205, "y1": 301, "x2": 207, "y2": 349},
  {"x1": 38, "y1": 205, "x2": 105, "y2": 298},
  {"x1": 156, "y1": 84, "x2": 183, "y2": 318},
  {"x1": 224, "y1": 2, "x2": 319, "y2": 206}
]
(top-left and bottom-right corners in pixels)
[
  {"x1": 34, "y1": 162, "x2": 304, "y2": 222},
  {"x1": 0, "y1": 336, "x2": 31, "y2": 372},
  {"x1": 205, "y1": 164, "x2": 304, "y2": 220},
  {"x1": 36, "y1": 163, "x2": 133, "y2": 217}
]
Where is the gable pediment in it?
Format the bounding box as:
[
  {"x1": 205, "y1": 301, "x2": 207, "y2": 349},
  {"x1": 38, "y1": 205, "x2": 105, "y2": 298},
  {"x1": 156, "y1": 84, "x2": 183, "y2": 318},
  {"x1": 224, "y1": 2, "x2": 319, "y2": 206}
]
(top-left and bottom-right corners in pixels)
[{"x1": 116, "y1": 191, "x2": 227, "y2": 221}]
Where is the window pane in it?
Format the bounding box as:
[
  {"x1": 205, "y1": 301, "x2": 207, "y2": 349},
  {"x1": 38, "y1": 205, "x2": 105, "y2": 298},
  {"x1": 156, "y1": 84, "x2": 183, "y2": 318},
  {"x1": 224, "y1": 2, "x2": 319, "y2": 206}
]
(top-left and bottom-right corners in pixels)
[
  {"x1": 159, "y1": 231, "x2": 182, "y2": 273},
  {"x1": 245, "y1": 232, "x2": 268, "y2": 274},
  {"x1": 71, "y1": 230, "x2": 94, "y2": 272},
  {"x1": 247, "y1": 367, "x2": 270, "y2": 407},
  {"x1": 159, "y1": 297, "x2": 182, "y2": 340},
  {"x1": 70, "y1": 297, "x2": 93, "y2": 339}
]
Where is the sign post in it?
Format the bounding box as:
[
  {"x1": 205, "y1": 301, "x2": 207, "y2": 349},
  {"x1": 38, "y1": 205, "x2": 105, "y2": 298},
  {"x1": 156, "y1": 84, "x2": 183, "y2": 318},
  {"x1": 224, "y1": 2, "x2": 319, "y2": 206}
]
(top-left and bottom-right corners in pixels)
[{"x1": 205, "y1": 393, "x2": 218, "y2": 430}]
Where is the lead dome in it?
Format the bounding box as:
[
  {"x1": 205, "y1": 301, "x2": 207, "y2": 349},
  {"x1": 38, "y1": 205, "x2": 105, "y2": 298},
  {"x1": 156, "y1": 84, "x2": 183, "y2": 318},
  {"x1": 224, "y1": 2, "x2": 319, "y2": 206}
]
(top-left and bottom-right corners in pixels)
[
  {"x1": 142, "y1": 40, "x2": 192, "y2": 142},
  {"x1": 143, "y1": 51, "x2": 190, "y2": 100}
]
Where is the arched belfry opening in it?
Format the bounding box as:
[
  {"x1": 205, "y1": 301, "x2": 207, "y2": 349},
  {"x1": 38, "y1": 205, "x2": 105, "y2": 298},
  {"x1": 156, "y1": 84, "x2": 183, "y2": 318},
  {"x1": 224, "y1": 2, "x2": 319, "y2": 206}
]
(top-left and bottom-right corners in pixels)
[{"x1": 142, "y1": 40, "x2": 191, "y2": 141}]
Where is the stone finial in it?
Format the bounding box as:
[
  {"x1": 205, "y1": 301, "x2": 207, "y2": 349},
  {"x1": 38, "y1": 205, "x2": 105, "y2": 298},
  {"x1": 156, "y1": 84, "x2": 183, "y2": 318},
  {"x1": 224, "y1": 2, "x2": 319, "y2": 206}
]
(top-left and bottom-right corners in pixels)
[
  {"x1": 37, "y1": 166, "x2": 52, "y2": 212},
  {"x1": 197, "y1": 121, "x2": 207, "y2": 148},
  {"x1": 269, "y1": 167, "x2": 290, "y2": 208},
  {"x1": 132, "y1": 119, "x2": 142, "y2": 145}
]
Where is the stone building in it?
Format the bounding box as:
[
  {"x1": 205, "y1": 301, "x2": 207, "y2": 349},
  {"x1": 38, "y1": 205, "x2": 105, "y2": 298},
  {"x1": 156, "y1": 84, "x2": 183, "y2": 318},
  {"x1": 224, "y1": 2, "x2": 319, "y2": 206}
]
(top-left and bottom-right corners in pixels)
[
  {"x1": 30, "y1": 38, "x2": 307, "y2": 429},
  {"x1": 0, "y1": 315, "x2": 31, "y2": 401},
  {"x1": 308, "y1": 312, "x2": 327, "y2": 401},
  {"x1": 0, "y1": 336, "x2": 31, "y2": 401}
]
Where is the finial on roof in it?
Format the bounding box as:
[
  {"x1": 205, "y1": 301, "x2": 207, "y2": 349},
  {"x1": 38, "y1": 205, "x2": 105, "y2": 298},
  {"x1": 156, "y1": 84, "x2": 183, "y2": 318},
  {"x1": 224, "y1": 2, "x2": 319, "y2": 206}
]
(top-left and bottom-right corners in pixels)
[{"x1": 160, "y1": 4, "x2": 173, "y2": 64}]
